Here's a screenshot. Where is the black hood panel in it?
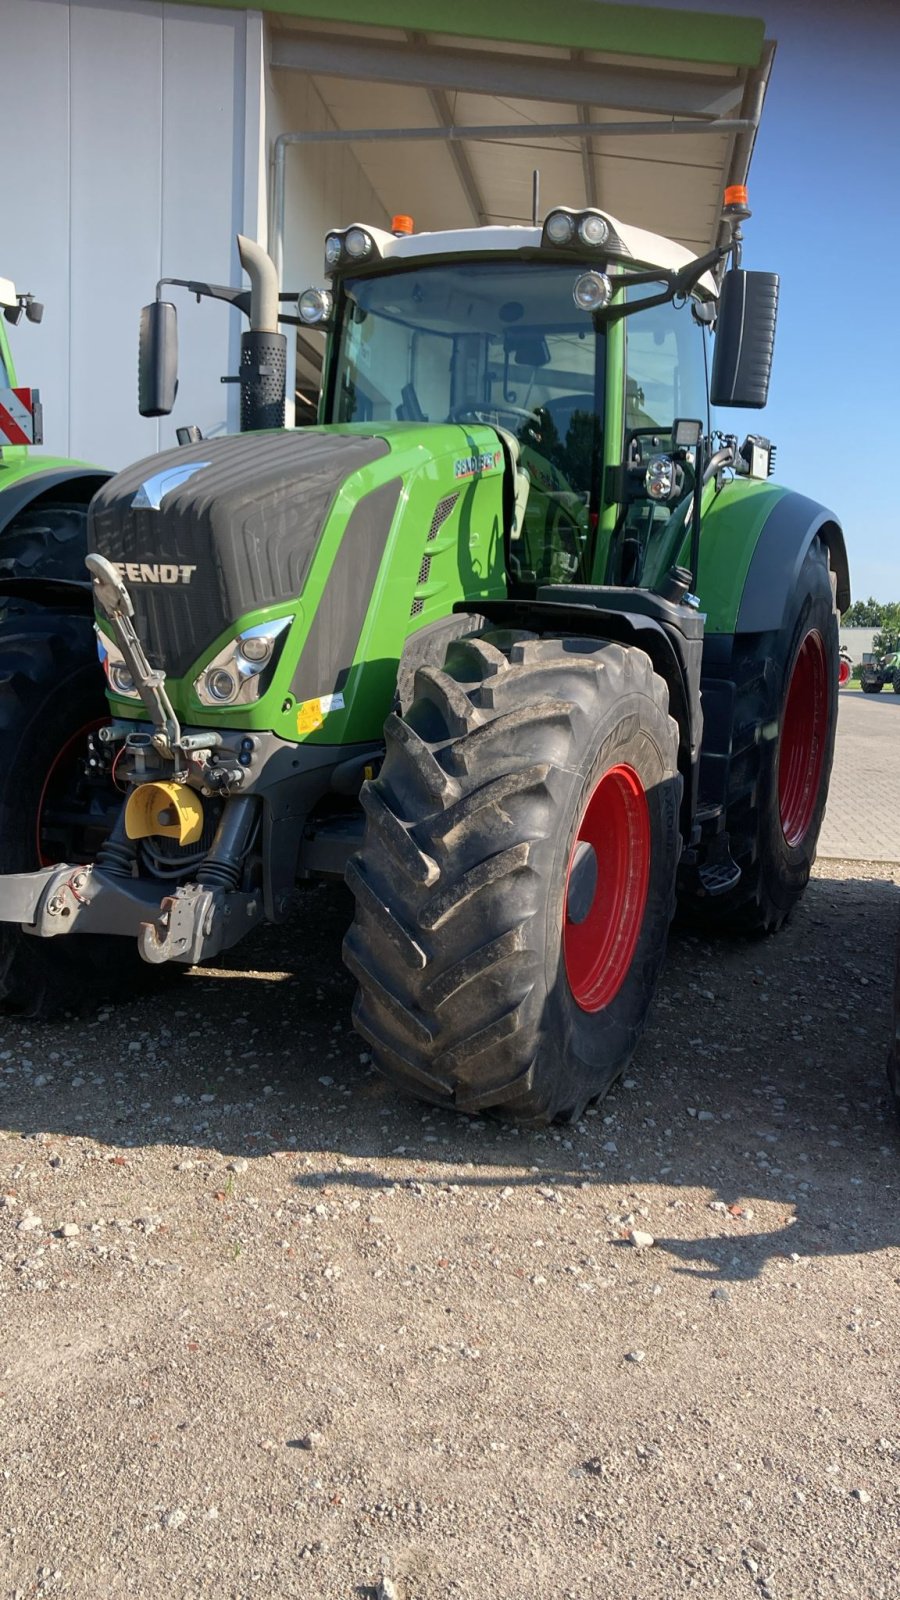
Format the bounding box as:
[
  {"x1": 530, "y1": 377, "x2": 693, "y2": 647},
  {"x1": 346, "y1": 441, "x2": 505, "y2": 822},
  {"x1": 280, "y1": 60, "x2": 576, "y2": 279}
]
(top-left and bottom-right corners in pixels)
[{"x1": 88, "y1": 431, "x2": 390, "y2": 677}]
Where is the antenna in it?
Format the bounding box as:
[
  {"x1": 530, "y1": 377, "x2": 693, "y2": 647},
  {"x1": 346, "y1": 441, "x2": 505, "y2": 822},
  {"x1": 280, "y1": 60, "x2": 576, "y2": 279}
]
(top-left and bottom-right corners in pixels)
[{"x1": 531, "y1": 169, "x2": 541, "y2": 227}]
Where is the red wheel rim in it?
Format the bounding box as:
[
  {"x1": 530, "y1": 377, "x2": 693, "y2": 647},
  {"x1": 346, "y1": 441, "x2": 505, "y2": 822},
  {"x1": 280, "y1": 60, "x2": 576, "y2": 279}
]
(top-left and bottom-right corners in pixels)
[
  {"x1": 563, "y1": 764, "x2": 650, "y2": 1013},
  {"x1": 838, "y1": 658, "x2": 851, "y2": 687},
  {"x1": 36, "y1": 719, "x2": 106, "y2": 867},
  {"x1": 778, "y1": 629, "x2": 828, "y2": 847}
]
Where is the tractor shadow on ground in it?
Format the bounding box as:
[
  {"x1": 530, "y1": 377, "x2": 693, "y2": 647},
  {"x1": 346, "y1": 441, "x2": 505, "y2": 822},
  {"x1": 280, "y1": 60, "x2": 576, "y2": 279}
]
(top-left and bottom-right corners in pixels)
[{"x1": 0, "y1": 871, "x2": 897, "y2": 1284}]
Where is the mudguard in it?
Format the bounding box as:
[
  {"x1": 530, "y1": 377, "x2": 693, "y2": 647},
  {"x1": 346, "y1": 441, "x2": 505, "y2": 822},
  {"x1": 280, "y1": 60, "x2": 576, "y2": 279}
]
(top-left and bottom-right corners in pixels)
[
  {"x1": 0, "y1": 465, "x2": 110, "y2": 536},
  {"x1": 735, "y1": 490, "x2": 849, "y2": 633}
]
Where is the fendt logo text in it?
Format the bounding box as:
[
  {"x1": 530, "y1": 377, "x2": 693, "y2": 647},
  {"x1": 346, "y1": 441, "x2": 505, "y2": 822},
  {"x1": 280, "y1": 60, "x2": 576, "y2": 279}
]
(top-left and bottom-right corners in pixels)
[{"x1": 114, "y1": 562, "x2": 197, "y2": 585}]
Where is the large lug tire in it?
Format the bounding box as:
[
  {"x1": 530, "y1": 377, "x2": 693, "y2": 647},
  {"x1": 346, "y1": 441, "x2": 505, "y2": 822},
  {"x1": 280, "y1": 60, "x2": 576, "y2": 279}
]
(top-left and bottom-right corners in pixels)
[
  {"x1": 0, "y1": 503, "x2": 89, "y2": 583},
  {"x1": 685, "y1": 538, "x2": 840, "y2": 936},
  {"x1": 0, "y1": 602, "x2": 175, "y2": 1015},
  {"x1": 861, "y1": 680, "x2": 883, "y2": 693},
  {"x1": 344, "y1": 631, "x2": 682, "y2": 1124},
  {"x1": 892, "y1": 672, "x2": 900, "y2": 695}
]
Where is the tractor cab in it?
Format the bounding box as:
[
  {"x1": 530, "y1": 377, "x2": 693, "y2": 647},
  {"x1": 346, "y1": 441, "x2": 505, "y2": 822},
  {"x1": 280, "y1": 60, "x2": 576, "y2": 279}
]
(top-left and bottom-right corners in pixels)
[{"x1": 295, "y1": 207, "x2": 770, "y2": 608}]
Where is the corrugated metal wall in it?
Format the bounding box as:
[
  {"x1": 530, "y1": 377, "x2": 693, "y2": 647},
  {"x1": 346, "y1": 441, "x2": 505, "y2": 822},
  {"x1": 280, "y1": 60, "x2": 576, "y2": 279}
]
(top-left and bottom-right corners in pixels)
[{"x1": 1, "y1": 0, "x2": 264, "y2": 470}]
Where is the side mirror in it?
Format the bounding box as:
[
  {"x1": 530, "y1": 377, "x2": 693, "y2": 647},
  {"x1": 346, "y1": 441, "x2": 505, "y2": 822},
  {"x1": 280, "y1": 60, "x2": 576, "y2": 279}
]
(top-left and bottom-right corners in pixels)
[
  {"x1": 138, "y1": 300, "x2": 178, "y2": 417},
  {"x1": 710, "y1": 269, "x2": 779, "y2": 409},
  {"x1": 25, "y1": 298, "x2": 44, "y2": 324}
]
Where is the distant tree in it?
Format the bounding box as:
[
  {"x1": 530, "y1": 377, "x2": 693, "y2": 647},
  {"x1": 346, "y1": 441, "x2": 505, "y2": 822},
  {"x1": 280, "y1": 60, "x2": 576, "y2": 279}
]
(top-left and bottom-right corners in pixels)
[
  {"x1": 874, "y1": 626, "x2": 900, "y2": 656},
  {"x1": 842, "y1": 597, "x2": 885, "y2": 626}
]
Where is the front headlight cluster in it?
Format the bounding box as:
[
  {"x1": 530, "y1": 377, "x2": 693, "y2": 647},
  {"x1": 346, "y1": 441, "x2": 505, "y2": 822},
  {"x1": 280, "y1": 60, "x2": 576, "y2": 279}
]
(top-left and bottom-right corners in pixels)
[
  {"x1": 541, "y1": 208, "x2": 627, "y2": 258},
  {"x1": 96, "y1": 627, "x2": 140, "y2": 699},
  {"x1": 194, "y1": 618, "x2": 293, "y2": 709},
  {"x1": 323, "y1": 226, "x2": 379, "y2": 273}
]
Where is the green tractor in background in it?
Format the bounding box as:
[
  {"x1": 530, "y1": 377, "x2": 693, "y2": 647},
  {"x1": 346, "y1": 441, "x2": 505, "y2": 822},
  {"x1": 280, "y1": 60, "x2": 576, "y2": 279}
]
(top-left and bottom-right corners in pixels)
[
  {"x1": 0, "y1": 202, "x2": 849, "y2": 1123},
  {"x1": 859, "y1": 651, "x2": 900, "y2": 694},
  {"x1": 0, "y1": 274, "x2": 108, "y2": 581}
]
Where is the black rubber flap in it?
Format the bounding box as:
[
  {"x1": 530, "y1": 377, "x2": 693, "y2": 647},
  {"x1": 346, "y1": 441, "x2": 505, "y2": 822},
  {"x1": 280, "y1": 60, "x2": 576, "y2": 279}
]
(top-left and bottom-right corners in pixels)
[{"x1": 88, "y1": 431, "x2": 390, "y2": 676}]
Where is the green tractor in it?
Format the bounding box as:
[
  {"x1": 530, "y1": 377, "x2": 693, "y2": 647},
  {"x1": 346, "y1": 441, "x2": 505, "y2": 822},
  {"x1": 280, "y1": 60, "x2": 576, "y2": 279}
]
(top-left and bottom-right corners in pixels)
[
  {"x1": 0, "y1": 205, "x2": 849, "y2": 1122},
  {"x1": 0, "y1": 273, "x2": 108, "y2": 581},
  {"x1": 859, "y1": 651, "x2": 900, "y2": 694}
]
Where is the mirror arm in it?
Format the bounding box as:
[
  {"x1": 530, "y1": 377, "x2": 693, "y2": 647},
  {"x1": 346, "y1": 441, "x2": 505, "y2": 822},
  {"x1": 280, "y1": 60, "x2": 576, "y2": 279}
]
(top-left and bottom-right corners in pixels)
[
  {"x1": 156, "y1": 277, "x2": 253, "y2": 318},
  {"x1": 600, "y1": 243, "x2": 731, "y2": 325}
]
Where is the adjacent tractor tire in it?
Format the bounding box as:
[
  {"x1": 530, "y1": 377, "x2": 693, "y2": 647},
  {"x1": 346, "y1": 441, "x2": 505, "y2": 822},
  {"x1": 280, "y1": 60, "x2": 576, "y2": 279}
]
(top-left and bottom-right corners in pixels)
[
  {"x1": 686, "y1": 537, "x2": 839, "y2": 936},
  {"x1": 345, "y1": 631, "x2": 682, "y2": 1123},
  {"x1": 0, "y1": 601, "x2": 173, "y2": 1015},
  {"x1": 861, "y1": 679, "x2": 882, "y2": 693},
  {"x1": 0, "y1": 502, "x2": 90, "y2": 583},
  {"x1": 892, "y1": 672, "x2": 900, "y2": 695}
]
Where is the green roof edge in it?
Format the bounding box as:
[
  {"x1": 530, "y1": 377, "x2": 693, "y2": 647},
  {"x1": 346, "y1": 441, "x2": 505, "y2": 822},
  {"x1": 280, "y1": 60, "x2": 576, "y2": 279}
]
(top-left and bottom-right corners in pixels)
[{"x1": 178, "y1": 0, "x2": 765, "y2": 68}]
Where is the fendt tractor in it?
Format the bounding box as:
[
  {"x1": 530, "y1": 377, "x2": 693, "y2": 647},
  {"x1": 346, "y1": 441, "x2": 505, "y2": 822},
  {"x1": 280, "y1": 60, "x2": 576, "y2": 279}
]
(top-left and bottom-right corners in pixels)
[
  {"x1": 859, "y1": 650, "x2": 900, "y2": 694},
  {"x1": 0, "y1": 196, "x2": 849, "y2": 1123},
  {"x1": 0, "y1": 273, "x2": 108, "y2": 580}
]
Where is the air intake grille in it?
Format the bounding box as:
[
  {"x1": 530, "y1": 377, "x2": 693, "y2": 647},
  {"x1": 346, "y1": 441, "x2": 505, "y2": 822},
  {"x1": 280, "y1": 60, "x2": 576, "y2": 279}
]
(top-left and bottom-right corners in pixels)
[
  {"x1": 410, "y1": 493, "x2": 460, "y2": 618},
  {"x1": 428, "y1": 492, "x2": 459, "y2": 541}
]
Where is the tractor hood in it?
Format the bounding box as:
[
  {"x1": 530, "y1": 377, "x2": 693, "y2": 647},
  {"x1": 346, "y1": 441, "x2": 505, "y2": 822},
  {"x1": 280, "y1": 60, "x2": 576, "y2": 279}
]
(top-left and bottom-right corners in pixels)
[
  {"x1": 89, "y1": 430, "x2": 392, "y2": 678},
  {"x1": 88, "y1": 423, "x2": 509, "y2": 744}
]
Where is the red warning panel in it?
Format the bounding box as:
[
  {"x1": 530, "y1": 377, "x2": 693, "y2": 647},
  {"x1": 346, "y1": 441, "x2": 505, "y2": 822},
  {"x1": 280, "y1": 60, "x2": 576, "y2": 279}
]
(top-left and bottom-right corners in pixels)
[{"x1": 0, "y1": 388, "x2": 43, "y2": 446}]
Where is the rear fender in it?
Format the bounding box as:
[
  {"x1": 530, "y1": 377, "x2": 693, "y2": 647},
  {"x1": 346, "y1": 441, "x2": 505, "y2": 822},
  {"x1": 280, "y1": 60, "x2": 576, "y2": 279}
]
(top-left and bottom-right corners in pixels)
[{"x1": 736, "y1": 493, "x2": 850, "y2": 633}]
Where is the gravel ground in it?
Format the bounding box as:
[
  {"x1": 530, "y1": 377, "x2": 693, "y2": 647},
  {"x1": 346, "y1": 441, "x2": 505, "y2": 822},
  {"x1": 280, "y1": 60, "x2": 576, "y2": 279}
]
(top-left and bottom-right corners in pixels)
[{"x1": 2, "y1": 861, "x2": 899, "y2": 1600}]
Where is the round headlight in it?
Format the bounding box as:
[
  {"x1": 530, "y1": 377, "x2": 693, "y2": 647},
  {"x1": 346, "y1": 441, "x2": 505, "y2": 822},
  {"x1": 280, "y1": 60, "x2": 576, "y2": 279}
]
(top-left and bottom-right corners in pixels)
[
  {"x1": 545, "y1": 210, "x2": 576, "y2": 245},
  {"x1": 298, "y1": 287, "x2": 333, "y2": 325},
  {"x1": 109, "y1": 663, "x2": 135, "y2": 696},
  {"x1": 344, "y1": 228, "x2": 373, "y2": 261},
  {"x1": 645, "y1": 455, "x2": 675, "y2": 501},
  {"x1": 324, "y1": 233, "x2": 343, "y2": 266},
  {"x1": 578, "y1": 213, "x2": 609, "y2": 247},
  {"x1": 205, "y1": 667, "x2": 238, "y2": 704},
  {"x1": 573, "y1": 271, "x2": 612, "y2": 312},
  {"x1": 238, "y1": 634, "x2": 272, "y2": 664}
]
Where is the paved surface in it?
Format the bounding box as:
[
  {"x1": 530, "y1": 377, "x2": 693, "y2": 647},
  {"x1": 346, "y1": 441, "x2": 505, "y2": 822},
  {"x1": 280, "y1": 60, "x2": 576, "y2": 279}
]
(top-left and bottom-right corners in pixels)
[{"x1": 818, "y1": 689, "x2": 900, "y2": 861}]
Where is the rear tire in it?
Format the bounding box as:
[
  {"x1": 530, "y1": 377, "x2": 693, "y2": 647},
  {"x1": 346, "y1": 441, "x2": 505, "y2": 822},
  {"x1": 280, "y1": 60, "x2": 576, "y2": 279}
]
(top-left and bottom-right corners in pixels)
[
  {"x1": 0, "y1": 601, "x2": 178, "y2": 1015},
  {"x1": 892, "y1": 672, "x2": 900, "y2": 695},
  {"x1": 0, "y1": 503, "x2": 89, "y2": 583},
  {"x1": 345, "y1": 631, "x2": 682, "y2": 1123},
  {"x1": 684, "y1": 537, "x2": 839, "y2": 935}
]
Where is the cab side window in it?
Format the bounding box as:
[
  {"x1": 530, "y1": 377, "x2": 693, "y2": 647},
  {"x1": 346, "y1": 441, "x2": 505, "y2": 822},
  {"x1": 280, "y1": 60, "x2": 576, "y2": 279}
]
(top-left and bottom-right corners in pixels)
[{"x1": 625, "y1": 297, "x2": 709, "y2": 434}]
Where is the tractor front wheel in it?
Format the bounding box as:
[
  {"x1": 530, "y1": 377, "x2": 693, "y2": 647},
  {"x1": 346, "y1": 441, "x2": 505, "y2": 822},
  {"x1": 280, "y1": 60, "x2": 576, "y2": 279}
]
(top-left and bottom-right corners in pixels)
[{"x1": 345, "y1": 631, "x2": 682, "y2": 1123}]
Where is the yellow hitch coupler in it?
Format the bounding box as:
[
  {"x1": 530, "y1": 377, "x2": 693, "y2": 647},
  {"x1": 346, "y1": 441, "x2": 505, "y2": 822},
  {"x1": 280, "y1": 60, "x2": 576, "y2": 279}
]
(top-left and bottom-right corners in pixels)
[{"x1": 124, "y1": 781, "x2": 204, "y2": 847}]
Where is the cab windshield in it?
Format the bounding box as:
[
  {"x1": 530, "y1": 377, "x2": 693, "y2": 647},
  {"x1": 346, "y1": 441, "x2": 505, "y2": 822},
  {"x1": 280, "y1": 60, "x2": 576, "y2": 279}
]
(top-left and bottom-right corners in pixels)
[
  {"x1": 328, "y1": 260, "x2": 606, "y2": 587},
  {"x1": 329, "y1": 260, "x2": 604, "y2": 501}
]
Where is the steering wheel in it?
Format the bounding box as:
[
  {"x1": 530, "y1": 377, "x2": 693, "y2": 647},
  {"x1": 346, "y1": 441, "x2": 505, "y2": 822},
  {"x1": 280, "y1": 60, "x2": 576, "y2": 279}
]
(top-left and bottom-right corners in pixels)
[{"x1": 450, "y1": 403, "x2": 542, "y2": 433}]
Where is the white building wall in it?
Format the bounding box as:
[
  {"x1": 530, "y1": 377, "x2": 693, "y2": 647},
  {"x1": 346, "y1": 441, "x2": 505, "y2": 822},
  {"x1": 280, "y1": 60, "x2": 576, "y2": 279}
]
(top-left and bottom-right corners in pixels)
[{"x1": 1, "y1": 0, "x2": 265, "y2": 470}]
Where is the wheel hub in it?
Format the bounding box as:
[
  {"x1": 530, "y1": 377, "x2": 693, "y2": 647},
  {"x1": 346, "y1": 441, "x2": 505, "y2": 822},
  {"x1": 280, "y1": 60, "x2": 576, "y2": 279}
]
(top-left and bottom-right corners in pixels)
[
  {"x1": 778, "y1": 629, "x2": 828, "y2": 848},
  {"x1": 563, "y1": 763, "x2": 650, "y2": 1013}
]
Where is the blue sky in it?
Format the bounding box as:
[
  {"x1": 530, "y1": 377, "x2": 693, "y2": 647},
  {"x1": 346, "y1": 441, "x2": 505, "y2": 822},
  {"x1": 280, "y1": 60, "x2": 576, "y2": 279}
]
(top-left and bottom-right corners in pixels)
[{"x1": 648, "y1": 0, "x2": 900, "y2": 602}]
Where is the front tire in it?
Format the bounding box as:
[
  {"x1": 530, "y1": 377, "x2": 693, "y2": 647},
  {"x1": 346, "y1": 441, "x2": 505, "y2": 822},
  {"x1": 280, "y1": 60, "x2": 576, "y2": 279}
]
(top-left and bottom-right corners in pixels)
[{"x1": 345, "y1": 631, "x2": 682, "y2": 1123}]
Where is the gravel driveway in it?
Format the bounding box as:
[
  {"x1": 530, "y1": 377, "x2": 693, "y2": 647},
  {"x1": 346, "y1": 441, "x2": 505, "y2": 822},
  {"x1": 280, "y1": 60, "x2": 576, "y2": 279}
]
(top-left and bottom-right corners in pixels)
[{"x1": 2, "y1": 852, "x2": 899, "y2": 1600}]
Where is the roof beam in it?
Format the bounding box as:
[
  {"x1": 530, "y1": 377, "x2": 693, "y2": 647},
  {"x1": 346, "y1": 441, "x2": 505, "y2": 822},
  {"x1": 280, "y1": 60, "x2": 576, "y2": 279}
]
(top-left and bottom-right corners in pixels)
[
  {"x1": 269, "y1": 32, "x2": 746, "y2": 119},
  {"x1": 408, "y1": 31, "x2": 488, "y2": 227}
]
